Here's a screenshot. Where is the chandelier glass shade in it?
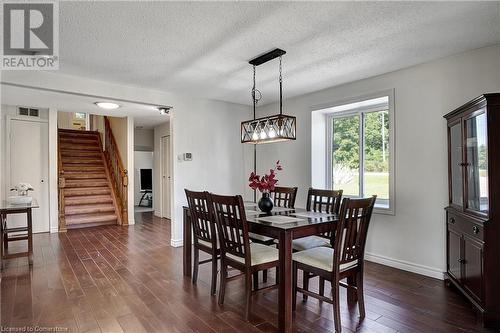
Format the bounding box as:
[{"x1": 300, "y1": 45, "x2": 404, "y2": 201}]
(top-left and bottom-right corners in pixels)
[
  {"x1": 240, "y1": 48, "x2": 296, "y2": 144},
  {"x1": 241, "y1": 114, "x2": 296, "y2": 144}
]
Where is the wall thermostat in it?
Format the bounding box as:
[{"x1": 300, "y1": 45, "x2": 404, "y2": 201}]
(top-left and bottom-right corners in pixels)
[{"x1": 183, "y1": 153, "x2": 192, "y2": 161}]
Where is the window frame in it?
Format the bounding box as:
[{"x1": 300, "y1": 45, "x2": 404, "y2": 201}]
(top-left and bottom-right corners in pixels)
[{"x1": 324, "y1": 91, "x2": 395, "y2": 215}]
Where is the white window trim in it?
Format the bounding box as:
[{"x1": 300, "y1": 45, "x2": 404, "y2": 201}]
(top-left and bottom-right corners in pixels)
[{"x1": 321, "y1": 90, "x2": 395, "y2": 215}]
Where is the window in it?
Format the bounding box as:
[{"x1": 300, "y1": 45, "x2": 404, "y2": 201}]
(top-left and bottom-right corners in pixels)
[
  {"x1": 324, "y1": 93, "x2": 394, "y2": 213},
  {"x1": 74, "y1": 112, "x2": 86, "y2": 119}
]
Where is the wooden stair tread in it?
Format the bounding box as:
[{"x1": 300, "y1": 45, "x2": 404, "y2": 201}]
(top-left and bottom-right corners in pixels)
[
  {"x1": 64, "y1": 187, "x2": 111, "y2": 196},
  {"x1": 62, "y1": 165, "x2": 105, "y2": 171},
  {"x1": 59, "y1": 137, "x2": 98, "y2": 143},
  {"x1": 64, "y1": 173, "x2": 107, "y2": 180},
  {"x1": 65, "y1": 204, "x2": 116, "y2": 215},
  {"x1": 65, "y1": 213, "x2": 117, "y2": 225},
  {"x1": 61, "y1": 151, "x2": 102, "y2": 157},
  {"x1": 58, "y1": 128, "x2": 99, "y2": 135},
  {"x1": 59, "y1": 145, "x2": 101, "y2": 151},
  {"x1": 63, "y1": 159, "x2": 104, "y2": 165},
  {"x1": 64, "y1": 195, "x2": 113, "y2": 205},
  {"x1": 65, "y1": 180, "x2": 109, "y2": 188}
]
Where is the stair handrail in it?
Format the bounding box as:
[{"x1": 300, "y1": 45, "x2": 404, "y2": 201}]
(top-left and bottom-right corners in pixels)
[
  {"x1": 57, "y1": 132, "x2": 67, "y2": 232},
  {"x1": 103, "y1": 117, "x2": 128, "y2": 225}
]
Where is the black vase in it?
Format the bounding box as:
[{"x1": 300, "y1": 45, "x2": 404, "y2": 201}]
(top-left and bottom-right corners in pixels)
[{"x1": 258, "y1": 192, "x2": 274, "y2": 213}]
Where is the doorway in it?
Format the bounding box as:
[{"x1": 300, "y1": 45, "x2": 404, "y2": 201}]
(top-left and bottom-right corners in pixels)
[
  {"x1": 7, "y1": 117, "x2": 50, "y2": 233},
  {"x1": 161, "y1": 135, "x2": 171, "y2": 219}
]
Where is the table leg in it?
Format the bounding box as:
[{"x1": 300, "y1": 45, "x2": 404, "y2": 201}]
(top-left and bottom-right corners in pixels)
[
  {"x1": 27, "y1": 208, "x2": 33, "y2": 266},
  {"x1": 278, "y1": 230, "x2": 293, "y2": 333},
  {"x1": 183, "y1": 208, "x2": 192, "y2": 277}
]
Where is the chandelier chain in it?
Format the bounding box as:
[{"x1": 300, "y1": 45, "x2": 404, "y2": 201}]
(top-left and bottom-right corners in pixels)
[{"x1": 279, "y1": 56, "x2": 283, "y2": 115}]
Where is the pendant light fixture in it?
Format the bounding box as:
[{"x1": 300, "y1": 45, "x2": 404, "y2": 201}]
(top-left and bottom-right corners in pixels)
[{"x1": 241, "y1": 49, "x2": 296, "y2": 144}]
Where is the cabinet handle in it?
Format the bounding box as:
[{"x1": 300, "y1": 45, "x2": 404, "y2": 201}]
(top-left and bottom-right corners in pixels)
[
  {"x1": 472, "y1": 226, "x2": 480, "y2": 234},
  {"x1": 458, "y1": 259, "x2": 466, "y2": 264},
  {"x1": 459, "y1": 162, "x2": 470, "y2": 167},
  {"x1": 449, "y1": 217, "x2": 455, "y2": 224}
]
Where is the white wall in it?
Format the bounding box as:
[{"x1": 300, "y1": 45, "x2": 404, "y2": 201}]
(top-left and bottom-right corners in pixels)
[
  {"x1": 1, "y1": 71, "x2": 252, "y2": 242},
  {"x1": 134, "y1": 151, "x2": 153, "y2": 205},
  {"x1": 107, "y1": 116, "x2": 128, "y2": 162},
  {"x1": 255, "y1": 45, "x2": 500, "y2": 278},
  {"x1": 135, "y1": 128, "x2": 154, "y2": 151}
]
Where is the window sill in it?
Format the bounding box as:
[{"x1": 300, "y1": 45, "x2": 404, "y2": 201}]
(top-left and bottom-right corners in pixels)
[{"x1": 373, "y1": 207, "x2": 395, "y2": 216}]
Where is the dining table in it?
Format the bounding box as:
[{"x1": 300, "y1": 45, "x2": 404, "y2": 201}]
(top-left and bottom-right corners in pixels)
[{"x1": 183, "y1": 202, "x2": 351, "y2": 333}]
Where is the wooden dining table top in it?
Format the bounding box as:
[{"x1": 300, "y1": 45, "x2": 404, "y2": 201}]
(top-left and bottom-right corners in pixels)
[{"x1": 242, "y1": 202, "x2": 339, "y2": 231}]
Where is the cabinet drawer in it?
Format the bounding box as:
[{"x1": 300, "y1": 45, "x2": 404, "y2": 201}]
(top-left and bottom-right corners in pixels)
[{"x1": 447, "y1": 212, "x2": 484, "y2": 241}]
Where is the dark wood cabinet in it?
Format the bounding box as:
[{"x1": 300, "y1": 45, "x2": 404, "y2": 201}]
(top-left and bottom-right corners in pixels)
[{"x1": 444, "y1": 94, "x2": 500, "y2": 327}]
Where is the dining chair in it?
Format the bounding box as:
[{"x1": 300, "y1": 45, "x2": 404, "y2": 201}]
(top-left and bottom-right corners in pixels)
[
  {"x1": 249, "y1": 186, "x2": 298, "y2": 246},
  {"x1": 292, "y1": 188, "x2": 343, "y2": 252},
  {"x1": 185, "y1": 189, "x2": 220, "y2": 295},
  {"x1": 272, "y1": 186, "x2": 298, "y2": 208},
  {"x1": 208, "y1": 193, "x2": 279, "y2": 321},
  {"x1": 292, "y1": 196, "x2": 377, "y2": 333},
  {"x1": 250, "y1": 186, "x2": 298, "y2": 282}
]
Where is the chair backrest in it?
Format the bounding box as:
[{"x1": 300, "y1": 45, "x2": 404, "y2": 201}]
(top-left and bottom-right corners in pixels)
[
  {"x1": 185, "y1": 189, "x2": 217, "y2": 248},
  {"x1": 333, "y1": 196, "x2": 377, "y2": 271},
  {"x1": 306, "y1": 188, "x2": 343, "y2": 214},
  {"x1": 271, "y1": 186, "x2": 298, "y2": 208},
  {"x1": 208, "y1": 193, "x2": 251, "y2": 266}
]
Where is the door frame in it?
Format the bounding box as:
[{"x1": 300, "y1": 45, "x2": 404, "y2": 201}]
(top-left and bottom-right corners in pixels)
[
  {"x1": 160, "y1": 135, "x2": 171, "y2": 219},
  {"x1": 5, "y1": 115, "x2": 50, "y2": 232}
]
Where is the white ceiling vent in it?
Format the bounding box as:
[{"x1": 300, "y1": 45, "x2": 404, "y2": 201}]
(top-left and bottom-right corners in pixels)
[{"x1": 18, "y1": 106, "x2": 40, "y2": 117}]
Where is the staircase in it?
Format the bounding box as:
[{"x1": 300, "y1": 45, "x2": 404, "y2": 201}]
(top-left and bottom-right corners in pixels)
[{"x1": 58, "y1": 129, "x2": 120, "y2": 229}]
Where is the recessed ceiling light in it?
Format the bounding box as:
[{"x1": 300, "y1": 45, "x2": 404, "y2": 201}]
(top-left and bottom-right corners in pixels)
[{"x1": 95, "y1": 102, "x2": 120, "y2": 110}]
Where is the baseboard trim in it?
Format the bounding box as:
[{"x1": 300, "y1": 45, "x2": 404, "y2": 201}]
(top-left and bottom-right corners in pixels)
[
  {"x1": 154, "y1": 210, "x2": 161, "y2": 217},
  {"x1": 365, "y1": 252, "x2": 444, "y2": 280},
  {"x1": 171, "y1": 238, "x2": 183, "y2": 247}
]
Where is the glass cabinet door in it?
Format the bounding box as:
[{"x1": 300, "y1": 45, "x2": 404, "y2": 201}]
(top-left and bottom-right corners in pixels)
[
  {"x1": 465, "y1": 111, "x2": 488, "y2": 214},
  {"x1": 449, "y1": 122, "x2": 463, "y2": 207}
]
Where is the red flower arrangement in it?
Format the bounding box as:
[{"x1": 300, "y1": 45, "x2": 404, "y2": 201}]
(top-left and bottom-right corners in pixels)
[{"x1": 248, "y1": 160, "x2": 283, "y2": 192}]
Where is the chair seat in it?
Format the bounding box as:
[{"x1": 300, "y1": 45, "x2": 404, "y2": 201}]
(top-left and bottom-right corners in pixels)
[
  {"x1": 292, "y1": 247, "x2": 358, "y2": 272},
  {"x1": 198, "y1": 239, "x2": 218, "y2": 249},
  {"x1": 227, "y1": 243, "x2": 278, "y2": 266},
  {"x1": 249, "y1": 232, "x2": 274, "y2": 243},
  {"x1": 292, "y1": 235, "x2": 331, "y2": 251}
]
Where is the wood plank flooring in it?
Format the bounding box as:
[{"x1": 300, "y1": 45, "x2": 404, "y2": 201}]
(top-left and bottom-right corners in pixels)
[{"x1": 0, "y1": 212, "x2": 495, "y2": 333}]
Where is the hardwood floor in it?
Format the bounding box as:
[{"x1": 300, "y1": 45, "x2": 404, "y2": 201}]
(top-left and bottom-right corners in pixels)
[{"x1": 0, "y1": 212, "x2": 494, "y2": 333}]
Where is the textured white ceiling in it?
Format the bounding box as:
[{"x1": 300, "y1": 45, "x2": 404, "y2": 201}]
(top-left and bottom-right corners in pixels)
[{"x1": 57, "y1": 1, "x2": 500, "y2": 106}]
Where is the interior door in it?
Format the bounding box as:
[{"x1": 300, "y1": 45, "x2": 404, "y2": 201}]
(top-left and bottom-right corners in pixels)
[
  {"x1": 161, "y1": 136, "x2": 171, "y2": 219},
  {"x1": 9, "y1": 118, "x2": 50, "y2": 233}
]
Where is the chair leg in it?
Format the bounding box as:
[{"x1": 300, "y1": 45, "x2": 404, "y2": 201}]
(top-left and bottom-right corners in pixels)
[
  {"x1": 319, "y1": 277, "x2": 325, "y2": 297},
  {"x1": 210, "y1": 254, "x2": 217, "y2": 295},
  {"x1": 333, "y1": 280, "x2": 341, "y2": 333},
  {"x1": 245, "y1": 272, "x2": 252, "y2": 321},
  {"x1": 356, "y1": 272, "x2": 366, "y2": 318},
  {"x1": 292, "y1": 263, "x2": 297, "y2": 311},
  {"x1": 192, "y1": 247, "x2": 199, "y2": 284},
  {"x1": 253, "y1": 272, "x2": 259, "y2": 291},
  {"x1": 302, "y1": 272, "x2": 309, "y2": 301},
  {"x1": 263, "y1": 269, "x2": 268, "y2": 283},
  {"x1": 218, "y1": 262, "x2": 227, "y2": 306}
]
